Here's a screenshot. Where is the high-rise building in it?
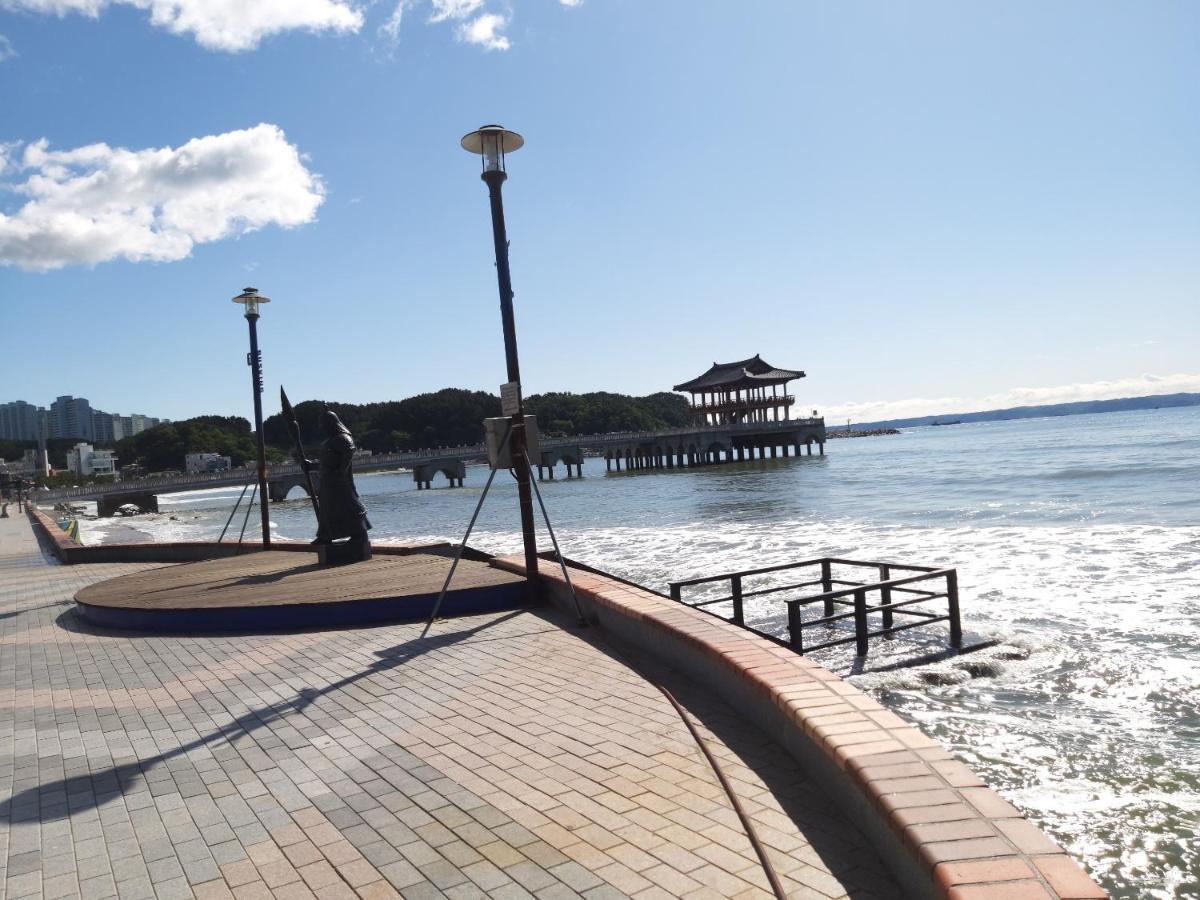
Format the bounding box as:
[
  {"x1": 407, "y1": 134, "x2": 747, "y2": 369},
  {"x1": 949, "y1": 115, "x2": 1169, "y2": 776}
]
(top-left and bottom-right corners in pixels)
[
  {"x1": 129, "y1": 414, "x2": 162, "y2": 434},
  {"x1": 92, "y1": 410, "x2": 116, "y2": 443},
  {"x1": 48, "y1": 395, "x2": 95, "y2": 441},
  {"x1": 2, "y1": 395, "x2": 164, "y2": 443},
  {"x1": 0, "y1": 401, "x2": 42, "y2": 441}
]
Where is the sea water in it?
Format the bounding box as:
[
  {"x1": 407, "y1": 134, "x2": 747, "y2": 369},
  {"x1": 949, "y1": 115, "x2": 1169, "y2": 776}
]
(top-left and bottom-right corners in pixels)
[{"x1": 79, "y1": 406, "x2": 1200, "y2": 897}]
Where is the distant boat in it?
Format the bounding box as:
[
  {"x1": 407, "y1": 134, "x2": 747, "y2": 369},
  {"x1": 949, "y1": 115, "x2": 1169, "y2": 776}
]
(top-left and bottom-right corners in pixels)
[{"x1": 931, "y1": 420, "x2": 963, "y2": 427}]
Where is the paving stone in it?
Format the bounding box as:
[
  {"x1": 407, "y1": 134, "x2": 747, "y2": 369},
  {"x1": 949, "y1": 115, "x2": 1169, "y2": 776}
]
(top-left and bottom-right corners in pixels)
[{"x1": 0, "y1": 515, "x2": 897, "y2": 900}]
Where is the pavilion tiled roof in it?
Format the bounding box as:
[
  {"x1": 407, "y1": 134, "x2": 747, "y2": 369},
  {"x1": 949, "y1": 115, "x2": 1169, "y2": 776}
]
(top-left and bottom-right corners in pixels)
[{"x1": 673, "y1": 354, "x2": 805, "y2": 392}]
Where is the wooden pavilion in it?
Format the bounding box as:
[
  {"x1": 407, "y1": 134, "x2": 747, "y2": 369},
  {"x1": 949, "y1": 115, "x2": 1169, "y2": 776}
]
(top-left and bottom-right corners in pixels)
[{"x1": 674, "y1": 355, "x2": 804, "y2": 426}]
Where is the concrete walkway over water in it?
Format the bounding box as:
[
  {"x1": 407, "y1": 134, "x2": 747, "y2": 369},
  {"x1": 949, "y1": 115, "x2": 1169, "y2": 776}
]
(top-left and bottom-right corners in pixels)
[{"x1": 0, "y1": 514, "x2": 897, "y2": 899}]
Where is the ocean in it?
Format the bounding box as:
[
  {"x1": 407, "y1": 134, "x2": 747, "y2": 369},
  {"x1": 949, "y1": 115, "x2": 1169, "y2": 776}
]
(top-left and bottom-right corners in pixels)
[{"x1": 78, "y1": 405, "x2": 1200, "y2": 898}]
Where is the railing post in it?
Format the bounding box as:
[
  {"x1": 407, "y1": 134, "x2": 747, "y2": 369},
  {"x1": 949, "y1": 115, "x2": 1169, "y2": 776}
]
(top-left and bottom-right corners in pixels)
[
  {"x1": 853, "y1": 589, "x2": 869, "y2": 656},
  {"x1": 821, "y1": 559, "x2": 834, "y2": 617},
  {"x1": 730, "y1": 575, "x2": 744, "y2": 626},
  {"x1": 787, "y1": 602, "x2": 803, "y2": 653},
  {"x1": 878, "y1": 563, "x2": 893, "y2": 630},
  {"x1": 669, "y1": 583, "x2": 681, "y2": 603},
  {"x1": 947, "y1": 570, "x2": 962, "y2": 648}
]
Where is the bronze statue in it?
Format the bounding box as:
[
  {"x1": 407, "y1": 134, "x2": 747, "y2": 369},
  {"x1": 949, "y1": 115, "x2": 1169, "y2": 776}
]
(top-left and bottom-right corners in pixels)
[{"x1": 304, "y1": 410, "x2": 371, "y2": 557}]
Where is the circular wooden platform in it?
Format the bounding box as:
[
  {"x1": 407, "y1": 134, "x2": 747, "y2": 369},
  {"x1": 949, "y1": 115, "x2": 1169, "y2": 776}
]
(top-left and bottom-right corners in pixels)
[{"x1": 74, "y1": 550, "x2": 528, "y2": 632}]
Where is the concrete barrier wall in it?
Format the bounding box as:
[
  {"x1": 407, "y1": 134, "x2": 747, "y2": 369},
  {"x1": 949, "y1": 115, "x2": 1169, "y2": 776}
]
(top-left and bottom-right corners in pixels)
[{"x1": 492, "y1": 555, "x2": 1108, "y2": 900}]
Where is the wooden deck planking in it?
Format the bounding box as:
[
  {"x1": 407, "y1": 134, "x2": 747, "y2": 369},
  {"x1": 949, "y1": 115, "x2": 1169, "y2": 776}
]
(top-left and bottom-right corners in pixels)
[{"x1": 75, "y1": 550, "x2": 522, "y2": 610}]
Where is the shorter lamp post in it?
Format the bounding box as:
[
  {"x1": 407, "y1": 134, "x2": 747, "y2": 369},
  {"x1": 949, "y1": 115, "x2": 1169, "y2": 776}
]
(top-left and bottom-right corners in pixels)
[
  {"x1": 232, "y1": 287, "x2": 271, "y2": 548},
  {"x1": 461, "y1": 124, "x2": 538, "y2": 580}
]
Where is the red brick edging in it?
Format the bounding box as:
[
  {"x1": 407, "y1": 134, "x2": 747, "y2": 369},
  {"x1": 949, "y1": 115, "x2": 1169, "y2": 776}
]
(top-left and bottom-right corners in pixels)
[{"x1": 492, "y1": 555, "x2": 1109, "y2": 900}]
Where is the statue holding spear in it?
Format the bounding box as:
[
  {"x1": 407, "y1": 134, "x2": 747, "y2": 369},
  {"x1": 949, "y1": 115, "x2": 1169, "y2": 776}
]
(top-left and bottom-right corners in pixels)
[{"x1": 280, "y1": 387, "x2": 372, "y2": 563}]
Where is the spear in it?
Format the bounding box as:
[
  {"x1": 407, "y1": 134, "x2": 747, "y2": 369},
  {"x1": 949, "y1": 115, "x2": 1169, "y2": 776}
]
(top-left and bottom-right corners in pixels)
[{"x1": 280, "y1": 386, "x2": 320, "y2": 522}]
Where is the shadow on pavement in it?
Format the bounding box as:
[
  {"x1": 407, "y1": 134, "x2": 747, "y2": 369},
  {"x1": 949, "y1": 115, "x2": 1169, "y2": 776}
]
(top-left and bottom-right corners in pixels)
[{"x1": 0, "y1": 609, "x2": 527, "y2": 825}]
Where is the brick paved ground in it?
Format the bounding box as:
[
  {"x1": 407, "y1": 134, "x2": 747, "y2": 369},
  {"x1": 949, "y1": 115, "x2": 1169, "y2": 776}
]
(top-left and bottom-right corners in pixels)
[{"x1": 1, "y1": 514, "x2": 898, "y2": 899}]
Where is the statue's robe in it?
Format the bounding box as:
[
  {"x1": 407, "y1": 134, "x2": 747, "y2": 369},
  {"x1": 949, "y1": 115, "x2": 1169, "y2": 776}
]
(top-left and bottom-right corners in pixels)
[{"x1": 314, "y1": 431, "x2": 371, "y2": 542}]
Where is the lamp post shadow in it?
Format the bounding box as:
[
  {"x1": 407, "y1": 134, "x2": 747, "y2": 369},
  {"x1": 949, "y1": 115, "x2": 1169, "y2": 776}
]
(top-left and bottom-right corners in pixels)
[{"x1": 0, "y1": 610, "x2": 527, "y2": 825}]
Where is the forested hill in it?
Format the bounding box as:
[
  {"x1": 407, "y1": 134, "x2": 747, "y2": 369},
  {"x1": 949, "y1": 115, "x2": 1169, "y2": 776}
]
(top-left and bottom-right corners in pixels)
[{"x1": 261, "y1": 388, "x2": 691, "y2": 454}]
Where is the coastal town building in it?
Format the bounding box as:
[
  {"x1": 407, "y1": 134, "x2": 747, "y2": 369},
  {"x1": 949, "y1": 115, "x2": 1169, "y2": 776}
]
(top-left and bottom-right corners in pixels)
[
  {"x1": 674, "y1": 354, "x2": 804, "y2": 426},
  {"x1": 185, "y1": 452, "x2": 232, "y2": 473},
  {"x1": 66, "y1": 442, "x2": 119, "y2": 478},
  {"x1": 0, "y1": 449, "x2": 42, "y2": 476}
]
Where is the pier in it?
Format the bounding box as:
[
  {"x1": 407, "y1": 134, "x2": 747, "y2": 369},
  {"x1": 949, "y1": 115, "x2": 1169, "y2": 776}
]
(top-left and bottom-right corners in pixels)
[{"x1": 37, "y1": 418, "x2": 827, "y2": 507}]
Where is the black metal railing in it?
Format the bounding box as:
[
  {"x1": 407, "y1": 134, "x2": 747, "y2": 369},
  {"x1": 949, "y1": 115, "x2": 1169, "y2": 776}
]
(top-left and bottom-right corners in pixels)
[{"x1": 669, "y1": 557, "x2": 962, "y2": 657}]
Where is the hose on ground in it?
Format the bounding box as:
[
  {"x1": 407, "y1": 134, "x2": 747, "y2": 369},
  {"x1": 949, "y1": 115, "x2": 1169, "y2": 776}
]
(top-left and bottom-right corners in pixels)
[{"x1": 598, "y1": 636, "x2": 789, "y2": 900}]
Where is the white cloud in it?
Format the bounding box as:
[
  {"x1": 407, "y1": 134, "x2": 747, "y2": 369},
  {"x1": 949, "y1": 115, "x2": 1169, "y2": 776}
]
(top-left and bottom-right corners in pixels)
[
  {"x1": 379, "y1": 0, "x2": 408, "y2": 40},
  {"x1": 559, "y1": 0, "x2": 581, "y2": 6},
  {"x1": 0, "y1": 33, "x2": 15, "y2": 60},
  {"x1": 427, "y1": 0, "x2": 481, "y2": 23},
  {"x1": 457, "y1": 11, "x2": 507, "y2": 50},
  {"x1": 0, "y1": 124, "x2": 325, "y2": 271},
  {"x1": 820, "y1": 373, "x2": 1200, "y2": 423},
  {"x1": 0, "y1": 0, "x2": 363, "y2": 51}
]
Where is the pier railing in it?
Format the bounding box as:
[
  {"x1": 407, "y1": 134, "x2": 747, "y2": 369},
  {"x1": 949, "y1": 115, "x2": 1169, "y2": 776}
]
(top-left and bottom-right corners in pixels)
[{"x1": 669, "y1": 558, "x2": 962, "y2": 657}]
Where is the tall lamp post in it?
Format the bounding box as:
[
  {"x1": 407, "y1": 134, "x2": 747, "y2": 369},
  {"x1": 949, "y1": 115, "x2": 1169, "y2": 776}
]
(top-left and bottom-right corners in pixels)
[
  {"x1": 461, "y1": 124, "x2": 538, "y2": 580},
  {"x1": 232, "y1": 287, "x2": 271, "y2": 548}
]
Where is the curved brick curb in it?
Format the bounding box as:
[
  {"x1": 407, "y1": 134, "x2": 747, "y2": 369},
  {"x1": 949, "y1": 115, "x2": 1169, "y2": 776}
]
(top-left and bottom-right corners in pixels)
[{"x1": 492, "y1": 555, "x2": 1109, "y2": 900}]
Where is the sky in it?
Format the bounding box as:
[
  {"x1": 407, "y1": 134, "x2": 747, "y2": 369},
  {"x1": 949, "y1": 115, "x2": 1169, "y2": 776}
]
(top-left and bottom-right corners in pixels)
[{"x1": 0, "y1": 1, "x2": 1197, "y2": 425}]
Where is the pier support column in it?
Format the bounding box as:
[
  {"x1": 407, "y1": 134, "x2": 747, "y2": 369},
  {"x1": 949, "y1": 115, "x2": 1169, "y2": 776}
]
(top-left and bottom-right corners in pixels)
[
  {"x1": 770, "y1": 446, "x2": 777, "y2": 458},
  {"x1": 819, "y1": 442, "x2": 825, "y2": 455},
  {"x1": 806, "y1": 442, "x2": 812, "y2": 456}
]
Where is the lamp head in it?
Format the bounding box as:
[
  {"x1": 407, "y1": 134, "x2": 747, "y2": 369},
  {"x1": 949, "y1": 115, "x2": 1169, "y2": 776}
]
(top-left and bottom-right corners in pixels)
[
  {"x1": 232, "y1": 286, "x2": 271, "y2": 318},
  {"x1": 461, "y1": 124, "x2": 523, "y2": 175}
]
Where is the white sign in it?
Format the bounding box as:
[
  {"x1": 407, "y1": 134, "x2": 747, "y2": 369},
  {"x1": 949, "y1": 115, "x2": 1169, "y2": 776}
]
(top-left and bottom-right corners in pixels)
[{"x1": 500, "y1": 381, "x2": 522, "y2": 416}]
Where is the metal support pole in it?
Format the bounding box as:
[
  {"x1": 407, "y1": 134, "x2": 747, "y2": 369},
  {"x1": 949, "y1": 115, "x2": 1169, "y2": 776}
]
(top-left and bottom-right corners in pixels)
[
  {"x1": 524, "y1": 452, "x2": 586, "y2": 626},
  {"x1": 730, "y1": 575, "x2": 744, "y2": 626},
  {"x1": 853, "y1": 589, "x2": 869, "y2": 657},
  {"x1": 879, "y1": 563, "x2": 893, "y2": 630},
  {"x1": 482, "y1": 169, "x2": 538, "y2": 581},
  {"x1": 422, "y1": 427, "x2": 512, "y2": 637},
  {"x1": 787, "y1": 603, "x2": 803, "y2": 653},
  {"x1": 947, "y1": 570, "x2": 963, "y2": 648},
  {"x1": 245, "y1": 314, "x2": 270, "y2": 548},
  {"x1": 821, "y1": 559, "x2": 834, "y2": 617}
]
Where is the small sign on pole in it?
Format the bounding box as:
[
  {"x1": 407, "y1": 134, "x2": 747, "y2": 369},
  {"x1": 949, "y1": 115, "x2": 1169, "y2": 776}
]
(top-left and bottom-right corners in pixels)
[{"x1": 500, "y1": 381, "x2": 522, "y2": 417}]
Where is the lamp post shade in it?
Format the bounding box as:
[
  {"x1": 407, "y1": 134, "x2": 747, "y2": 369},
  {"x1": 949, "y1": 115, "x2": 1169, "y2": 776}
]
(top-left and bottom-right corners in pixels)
[
  {"x1": 232, "y1": 287, "x2": 271, "y2": 318},
  {"x1": 461, "y1": 125, "x2": 524, "y2": 173}
]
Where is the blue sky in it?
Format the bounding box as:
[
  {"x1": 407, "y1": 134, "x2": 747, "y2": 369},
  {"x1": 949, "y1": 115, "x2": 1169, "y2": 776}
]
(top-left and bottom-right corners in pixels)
[{"x1": 1, "y1": 1, "x2": 1197, "y2": 424}]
